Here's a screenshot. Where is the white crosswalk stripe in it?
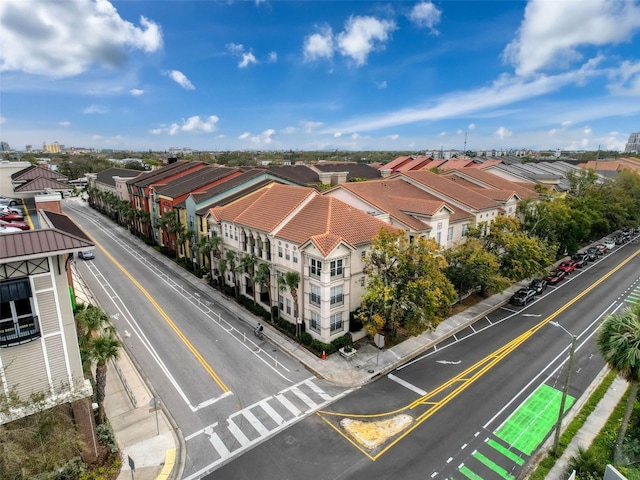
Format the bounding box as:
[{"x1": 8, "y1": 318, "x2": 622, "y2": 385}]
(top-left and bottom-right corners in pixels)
[{"x1": 184, "y1": 377, "x2": 354, "y2": 480}]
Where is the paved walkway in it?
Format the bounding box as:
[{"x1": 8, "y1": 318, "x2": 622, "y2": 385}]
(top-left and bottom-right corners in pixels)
[{"x1": 72, "y1": 230, "x2": 627, "y2": 480}]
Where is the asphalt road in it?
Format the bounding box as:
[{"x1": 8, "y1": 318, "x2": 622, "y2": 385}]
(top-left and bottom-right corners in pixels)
[
  {"x1": 63, "y1": 200, "x2": 351, "y2": 479},
  {"x1": 211, "y1": 239, "x2": 640, "y2": 479}
]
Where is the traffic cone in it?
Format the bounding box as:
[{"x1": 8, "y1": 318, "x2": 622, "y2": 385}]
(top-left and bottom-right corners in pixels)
[{"x1": 322, "y1": 350, "x2": 326, "y2": 360}]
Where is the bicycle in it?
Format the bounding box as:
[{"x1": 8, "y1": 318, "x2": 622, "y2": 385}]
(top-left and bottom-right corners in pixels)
[{"x1": 254, "y1": 325, "x2": 264, "y2": 340}]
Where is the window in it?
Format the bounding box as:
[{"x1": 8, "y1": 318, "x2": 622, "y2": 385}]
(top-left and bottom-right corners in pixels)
[
  {"x1": 234, "y1": 227, "x2": 238, "y2": 240},
  {"x1": 278, "y1": 246, "x2": 283, "y2": 258},
  {"x1": 436, "y1": 232, "x2": 441, "y2": 244},
  {"x1": 462, "y1": 224, "x2": 469, "y2": 236},
  {"x1": 447, "y1": 226, "x2": 454, "y2": 241},
  {"x1": 360, "y1": 276, "x2": 365, "y2": 287},
  {"x1": 310, "y1": 258, "x2": 322, "y2": 278},
  {"x1": 437, "y1": 222, "x2": 443, "y2": 230},
  {"x1": 310, "y1": 311, "x2": 321, "y2": 332},
  {"x1": 330, "y1": 259, "x2": 343, "y2": 278},
  {"x1": 293, "y1": 248, "x2": 298, "y2": 264},
  {"x1": 330, "y1": 312, "x2": 343, "y2": 333},
  {"x1": 309, "y1": 284, "x2": 321, "y2": 306},
  {"x1": 278, "y1": 295, "x2": 284, "y2": 311},
  {"x1": 330, "y1": 286, "x2": 343, "y2": 306},
  {"x1": 286, "y1": 298, "x2": 291, "y2": 315},
  {"x1": 285, "y1": 246, "x2": 290, "y2": 261},
  {"x1": 224, "y1": 224, "x2": 229, "y2": 238},
  {"x1": 361, "y1": 251, "x2": 366, "y2": 258},
  {"x1": 0, "y1": 279, "x2": 40, "y2": 347}
]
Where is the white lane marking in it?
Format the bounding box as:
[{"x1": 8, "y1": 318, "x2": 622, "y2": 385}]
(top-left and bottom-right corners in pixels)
[
  {"x1": 436, "y1": 360, "x2": 461, "y2": 365},
  {"x1": 208, "y1": 432, "x2": 230, "y2": 458},
  {"x1": 388, "y1": 373, "x2": 428, "y2": 396},
  {"x1": 242, "y1": 409, "x2": 270, "y2": 436},
  {"x1": 305, "y1": 379, "x2": 333, "y2": 401},
  {"x1": 261, "y1": 400, "x2": 285, "y2": 425},
  {"x1": 290, "y1": 386, "x2": 318, "y2": 411},
  {"x1": 227, "y1": 418, "x2": 251, "y2": 447},
  {"x1": 276, "y1": 393, "x2": 301, "y2": 416}
]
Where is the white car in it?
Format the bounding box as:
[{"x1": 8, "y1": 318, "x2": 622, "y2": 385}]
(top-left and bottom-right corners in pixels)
[
  {"x1": 0, "y1": 225, "x2": 22, "y2": 234},
  {"x1": 602, "y1": 238, "x2": 616, "y2": 250},
  {"x1": 0, "y1": 196, "x2": 21, "y2": 206},
  {"x1": 0, "y1": 205, "x2": 22, "y2": 215}
]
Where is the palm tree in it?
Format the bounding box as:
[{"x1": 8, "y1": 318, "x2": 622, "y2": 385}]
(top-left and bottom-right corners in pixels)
[
  {"x1": 225, "y1": 250, "x2": 240, "y2": 298},
  {"x1": 254, "y1": 263, "x2": 272, "y2": 319},
  {"x1": 91, "y1": 333, "x2": 120, "y2": 424},
  {"x1": 75, "y1": 305, "x2": 115, "y2": 379},
  {"x1": 241, "y1": 254, "x2": 258, "y2": 306},
  {"x1": 278, "y1": 271, "x2": 300, "y2": 328},
  {"x1": 597, "y1": 305, "x2": 640, "y2": 462}
]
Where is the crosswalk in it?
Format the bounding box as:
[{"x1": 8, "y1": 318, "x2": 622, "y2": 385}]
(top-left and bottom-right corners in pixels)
[{"x1": 183, "y1": 377, "x2": 349, "y2": 479}]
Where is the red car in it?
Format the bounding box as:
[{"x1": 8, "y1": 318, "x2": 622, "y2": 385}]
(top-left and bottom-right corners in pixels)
[
  {"x1": 544, "y1": 270, "x2": 567, "y2": 285},
  {"x1": 0, "y1": 212, "x2": 24, "y2": 222},
  {"x1": 557, "y1": 260, "x2": 577, "y2": 274},
  {"x1": 0, "y1": 218, "x2": 30, "y2": 230}
]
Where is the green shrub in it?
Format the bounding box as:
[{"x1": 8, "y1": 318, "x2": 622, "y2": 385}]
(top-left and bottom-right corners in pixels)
[
  {"x1": 300, "y1": 332, "x2": 312, "y2": 345},
  {"x1": 331, "y1": 332, "x2": 353, "y2": 350},
  {"x1": 96, "y1": 422, "x2": 118, "y2": 454}
]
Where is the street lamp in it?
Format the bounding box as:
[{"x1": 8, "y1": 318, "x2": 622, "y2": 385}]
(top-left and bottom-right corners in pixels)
[{"x1": 549, "y1": 321, "x2": 577, "y2": 456}]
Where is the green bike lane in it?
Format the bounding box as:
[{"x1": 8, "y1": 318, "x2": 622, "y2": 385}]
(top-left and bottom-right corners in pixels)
[{"x1": 455, "y1": 384, "x2": 574, "y2": 480}]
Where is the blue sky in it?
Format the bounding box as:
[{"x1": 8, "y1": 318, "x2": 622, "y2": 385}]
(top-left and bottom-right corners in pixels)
[{"x1": 1, "y1": 0, "x2": 640, "y2": 153}]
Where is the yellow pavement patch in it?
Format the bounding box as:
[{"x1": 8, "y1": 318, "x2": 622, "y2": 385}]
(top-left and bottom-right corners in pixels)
[
  {"x1": 156, "y1": 448, "x2": 176, "y2": 480},
  {"x1": 340, "y1": 415, "x2": 413, "y2": 450}
]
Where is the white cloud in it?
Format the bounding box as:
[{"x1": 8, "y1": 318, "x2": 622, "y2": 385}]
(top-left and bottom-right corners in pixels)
[
  {"x1": 249, "y1": 129, "x2": 276, "y2": 144},
  {"x1": 583, "y1": 127, "x2": 592, "y2": 135},
  {"x1": 83, "y1": 104, "x2": 108, "y2": 114},
  {"x1": 239, "y1": 52, "x2": 258, "y2": 68},
  {"x1": 267, "y1": 51, "x2": 278, "y2": 63},
  {"x1": 165, "y1": 70, "x2": 195, "y2": 90},
  {"x1": 439, "y1": 131, "x2": 447, "y2": 136},
  {"x1": 337, "y1": 16, "x2": 396, "y2": 66},
  {"x1": 59, "y1": 121, "x2": 71, "y2": 127},
  {"x1": 388, "y1": 134, "x2": 399, "y2": 140},
  {"x1": 281, "y1": 126, "x2": 297, "y2": 134},
  {"x1": 0, "y1": 0, "x2": 162, "y2": 78},
  {"x1": 468, "y1": 123, "x2": 476, "y2": 130},
  {"x1": 376, "y1": 80, "x2": 387, "y2": 89},
  {"x1": 302, "y1": 121, "x2": 323, "y2": 133},
  {"x1": 334, "y1": 132, "x2": 342, "y2": 138},
  {"x1": 227, "y1": 43, "x2": 245, "y2": 55},
  {"x1": 303, "y1": 27, "x2": 334, "y2": 62},
  {"x1": 130, "y1": 88, "x2": 144, "y2": 96},
  {"x1": 408, "y1": 2, "x2": 442, "y2": 33},
  {"x1": 151, "y1": 115, "x2": 218, "y2": 136},
  {"x1": 503, "y1": 0, "x2": 640, "y2": 76},
  {"x1": 561, "y1": 120, "x2": 573, "y2": 128},
  {"x1": 238, "y1": 132, "x2": 251, "y2": 140},
  {"x1": 608, "y1": 60, "x2": 640, "y2": 95},
  {"x1": 495, "y1": 126, "x2": 513, "y2": 139},
  {"x1": 351, "y1": 133, "x2": 360, "y2": 139}
]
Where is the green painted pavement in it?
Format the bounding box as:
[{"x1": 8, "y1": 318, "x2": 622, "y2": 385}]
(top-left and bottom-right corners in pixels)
[
  {"x1": 460, "y1": 465, "x2": 484, "y2": 480},
  {"x1": 495, "y1": 384, "x2": 574, "y2": 455},
  {"x1": 486, "y1": 439, "x2": 524, "y2": 466},
  {"x1": 472, "y1": 451, "x2": 515, "y2": 480}
]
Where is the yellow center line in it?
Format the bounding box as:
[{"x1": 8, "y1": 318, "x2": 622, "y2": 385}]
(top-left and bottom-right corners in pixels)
[
  {"x1": 82, "y1": 227, "x2": 230, "y2": 393},
  {"x1": 319, "y1": 247, "x2": 640, "y2": 460}
]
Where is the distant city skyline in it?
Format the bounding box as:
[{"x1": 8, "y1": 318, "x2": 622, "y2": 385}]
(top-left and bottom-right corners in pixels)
[{"x1": 1, "y1": 0, "x2": 639, "y2": 153}]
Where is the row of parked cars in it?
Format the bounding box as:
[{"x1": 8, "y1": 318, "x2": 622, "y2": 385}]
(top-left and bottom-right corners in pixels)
[
  {"x1": 509, "y1": 229, "x2": 638, "y2": 306},
  {"x1": 0, "y1": 199, "x2": 30, "y2": 233}
]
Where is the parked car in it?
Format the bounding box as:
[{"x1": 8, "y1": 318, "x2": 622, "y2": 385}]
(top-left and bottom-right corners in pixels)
[
  {"x1": 0, "y1": 218, "x2": 29, "y2": 230},
  {"x1": 0, "y1": 205, "x2": 22, "y2": 215},
  {"x1": 0, "y1": 225, "x2": 22, "y2": 234},
  {"x1": 0, "y1": 211, "x2": 24, "y2": 222},
  {"x1": 603, "y1": 238, "x2": 616, "y2": 250},
  {"x1": 509, "y1": 288, "x2": 537, "y2": 306},
  {"x1": 529, "y1": 278, "x2": 548, "y2": 294},
  {"x1": 78, "y1": 250, "x2": 95, "y2": 260},
  {"x1": 0, "y1": 196, "x2": 21, "y2": 206},
  {"x1": 570, "y1": 253, "x2": 588, "y2": 268},
  {"x1": 580, "y1": 250, "x2": 597, "y2": 262},
  {"x1": 586, "y1": 245, "x2": 605, "y2": 257},
  {"x1": 557, "y1": 260, "x2": 578, "y2": 274},
  {"x1": 595, "y1": 244, "x2": 608, "y2": 254},
  {"x1": 544, "y1": 270, "x2": 567, "y2": 285}
]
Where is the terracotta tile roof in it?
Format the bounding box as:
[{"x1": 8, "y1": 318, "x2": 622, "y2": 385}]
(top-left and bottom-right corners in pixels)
[
  {"x1": 127, "y1": 161, "x2": 206, "y2": 188},
  {"x1": 469, "y1": 187, "x2": 517, "y2": 202},
  {"x1": 396, "y1": 157, "x2": 434, "y2": 172},
  {"x1": 400, "y1": 170, "x2": 501, "y2": 211},
  {"x1": 333, "y1": 178, "x2": 454, "y2": 231},
  {"x1": 0, "y1": 229, "x2": 93, "y2": 261},
  {"x1": 466, "y1": 159, "x2": 503, "y2": 169},
  {"x1": 443, "y1": 169, "x2": 538, "y2": 200},
  {"x1": 437, "y1": 159, "x2": 474, "y2": 171},
  {"x1": 379, "y1": 156, "x2": 413, "y2": 170},
  {"x1": 277, "y1": 196, "x2": 401, "y2": 256},
  {"x1": 210, "y1": 184, "x2": 316, "y2": 232}
]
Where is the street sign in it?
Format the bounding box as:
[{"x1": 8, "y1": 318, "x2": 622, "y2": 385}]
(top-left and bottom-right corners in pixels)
[
  {"x1": 128, "y1": 455, "x2": 135, "y2": 471},
  {"x1": 374, "y1": 333, "x2": 385, "y2": 349}
]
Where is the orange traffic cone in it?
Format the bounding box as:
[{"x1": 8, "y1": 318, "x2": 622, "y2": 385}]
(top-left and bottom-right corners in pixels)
[{"x1": 322, "y1": 350, "x2": 326, "y2": 360}]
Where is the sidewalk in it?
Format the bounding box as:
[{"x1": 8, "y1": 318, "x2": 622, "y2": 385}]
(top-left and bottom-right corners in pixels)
[{"x1": 74, "y1": 232, "x2": 623, "y2": 480}]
